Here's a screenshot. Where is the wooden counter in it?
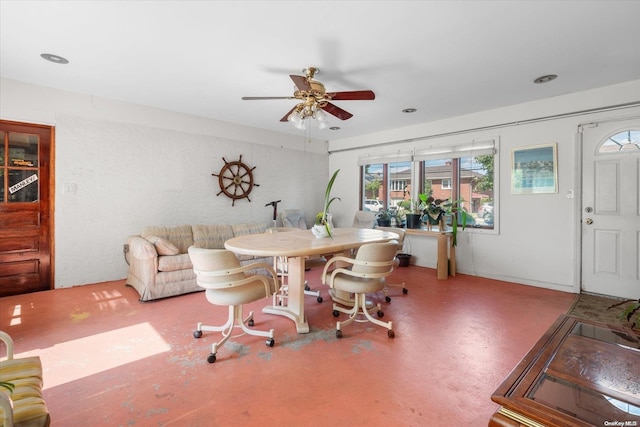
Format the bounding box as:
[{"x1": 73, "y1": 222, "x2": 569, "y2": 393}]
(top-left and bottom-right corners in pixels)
[{"x1": 403, "y1": 228, "x2": 455, "y2": 280}]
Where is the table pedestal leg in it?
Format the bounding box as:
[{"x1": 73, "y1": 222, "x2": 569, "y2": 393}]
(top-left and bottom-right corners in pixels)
[{"x1": 262, "y1": 256, "x2": 309, "y2": 333}]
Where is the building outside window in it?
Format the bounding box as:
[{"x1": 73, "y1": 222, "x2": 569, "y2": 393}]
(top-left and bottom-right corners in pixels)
[{"x1": 360, "y1": 139, "x2": 496, "y2": 229}]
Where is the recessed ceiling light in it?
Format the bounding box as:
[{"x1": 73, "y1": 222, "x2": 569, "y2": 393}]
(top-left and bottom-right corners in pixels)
[
  {"x1": 533, "y1": 74, "x2": 557, "y2": 84},
  {"x1": 329, "y1": 126, "x2": 341, "y2": 131},
  {"x1": 402, "y1": 108, "x2": 417, "y2": 113},
  {"x1": 40, "y1": 53, "x2": 69, "y2": 64}
]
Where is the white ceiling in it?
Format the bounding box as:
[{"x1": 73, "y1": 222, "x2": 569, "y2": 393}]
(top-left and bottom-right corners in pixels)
[{"x1": 1, "y1": 1, "x2": 639, "y2": 141}]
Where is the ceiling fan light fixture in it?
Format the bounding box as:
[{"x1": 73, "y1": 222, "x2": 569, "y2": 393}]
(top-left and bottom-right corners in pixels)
[
  {"x1": 316, "y1": 109, "x2": 329, "y2": 129},
  {"x1": 288, "y1": 110, "x2": 306, "y2": 130}
]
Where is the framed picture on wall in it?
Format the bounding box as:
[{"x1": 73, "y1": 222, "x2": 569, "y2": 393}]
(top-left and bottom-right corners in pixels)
[{"x1": 511, "y1": 143, "x2": 558, "y2": 194}]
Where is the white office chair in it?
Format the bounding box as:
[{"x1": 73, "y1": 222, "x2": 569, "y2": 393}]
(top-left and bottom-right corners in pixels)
[
  {"x1": 375, "y1": 227, "x2": 408, "y2": 301},
  {"x1": 188, "y1": 247, "x2": 279, "y2": 363},
  {"x1": 266, "y1": 227, "x2": 323, "y2": 304},
  {"x1": 281, "y1": 209, "x2": 307, "y2": 229},
  {"x1": 321, "y1": 241, "x2": 398, "y2": 338},
  {"x1": 352, "y1": 210, "x2": 377, "y2": 229}
]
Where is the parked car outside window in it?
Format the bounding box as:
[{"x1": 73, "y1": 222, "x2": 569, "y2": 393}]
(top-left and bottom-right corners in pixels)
[{"x1": 364, "y1": 199, "x2": 382, "y2": 212}]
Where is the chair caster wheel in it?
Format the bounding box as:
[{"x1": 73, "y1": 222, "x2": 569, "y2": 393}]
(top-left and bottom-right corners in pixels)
[
  {"x1": 248, "y1": 319, "x2": 254, "y2": 327},
  {"x1": 385, "y1": 296, "x2": 391, "y2": 303},
  {"x1": 207, "y1": 353, "x2": 217, "y2": 363},
  {"x1": 336, "y1": 330, "x2": 343, "y2": 338},
  {"x1": 194, "y1": 330, "x2": 203, "y2": 339},
  {"x1": 377, "y1": 310, "x2": 384, "y2": 318},
  {"x1": 317, "y1": 296, "x2": 323, "y2": 303},
  {"x1": 403, "y1": 288, "x2": 408, "y2": 294},
  {"x1": 305, "y1": 284, "x2": 311, "y2": 291},
  {"x1": 333, "y1": 310, "x2": 340, "y2": 317},
  {"x1": 266, "y1": 338, "x2": 274, "y2": 347},
  {"x1": 388, "y1": 330, "x2": 395, "y2": 338}
]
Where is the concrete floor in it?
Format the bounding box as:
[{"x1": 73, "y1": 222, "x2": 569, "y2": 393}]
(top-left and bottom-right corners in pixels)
[{"x1": 0, "y1": 265, "x2": 576, "y2": 426}]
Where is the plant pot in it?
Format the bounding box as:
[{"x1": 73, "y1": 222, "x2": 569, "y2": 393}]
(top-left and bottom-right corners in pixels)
[
  {"x1": 397, "y1": 253, "x2": 411, "y2": 267},
  {"x1": 377, "y1": 218, "x2": 391, "y2": 227},
  {"x1": 405, "y1": 213, "x2": 421, "y2": 229},
  {"x1": 311, "y1": 224, "x2": 332, "y2": 238}
]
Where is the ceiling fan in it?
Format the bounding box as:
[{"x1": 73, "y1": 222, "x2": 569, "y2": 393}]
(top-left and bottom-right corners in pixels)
[{"x1": 242, "y1": 67, "x2": 375, "y2": 128}]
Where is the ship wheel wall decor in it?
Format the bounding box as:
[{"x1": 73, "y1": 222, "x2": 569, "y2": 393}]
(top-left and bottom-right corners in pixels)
[{"x1": 212, "y1": 155, "x2": 259, "y2": 206}]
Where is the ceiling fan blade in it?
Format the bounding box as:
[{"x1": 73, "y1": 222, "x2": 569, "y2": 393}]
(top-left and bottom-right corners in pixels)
[
  {"x1": 290, "y1": 75, "x2": 311, "y2": 91},
  {"x1": 242, "y1": 96, "x2": 294, "y2": 100},
  {"x1": 327, "y1": 90, "x2": 375, "y2": 101},
  {"x1": 279, "y1": 106, "x2": 297, "y2": 122},
  {"x1": 322, "y1": 102, "x2": 353, "y2": 120}
]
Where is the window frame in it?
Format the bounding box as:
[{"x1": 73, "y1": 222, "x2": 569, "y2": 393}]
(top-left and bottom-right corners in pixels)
[{"x1": 359, "y1": 139, "x2": 499, "y2": 233}]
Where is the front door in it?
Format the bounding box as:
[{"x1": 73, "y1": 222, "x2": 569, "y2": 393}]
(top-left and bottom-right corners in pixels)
[
  {"x1": 0, "y1": 120, "x2": 53, "y2": 297},
  {"x1": 581, "y1": 117, "x2": 640, "y2": 299}
]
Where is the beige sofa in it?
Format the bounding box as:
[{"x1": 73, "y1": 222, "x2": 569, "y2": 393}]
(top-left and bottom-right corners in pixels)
[{"x1": 125, "y1": 220, "x2": 274, "y2": 301}]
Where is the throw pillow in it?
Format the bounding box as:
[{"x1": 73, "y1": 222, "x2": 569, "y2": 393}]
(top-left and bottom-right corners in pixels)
[{"x1": 145, "y1": 235, "x2": 180, "y2": 256}]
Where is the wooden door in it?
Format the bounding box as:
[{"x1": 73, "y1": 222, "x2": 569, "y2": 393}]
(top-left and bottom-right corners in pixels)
[
  {"x1": 581, "y1": 117, "x2": 639, "y2": 299},
  {"x1": 0, "y1": 120, "x2": 53, "y2": 297}
]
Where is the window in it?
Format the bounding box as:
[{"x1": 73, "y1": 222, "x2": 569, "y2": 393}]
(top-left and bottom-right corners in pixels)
[
  {"x1": 1, "y1": 131, "x2": 40, "y2": 203},
  {"x1": 419, "y1": 154, "x2": 495, "y2": 228},
  {"x1": 361, "y1": 161, "x2": 412, "y2": 212},
  {"x1": 359, "y1": 141, "x2": 496, "y2": 229},
  {"x1": 598, "y1": 130, "x2": 639, "y2": 153}
]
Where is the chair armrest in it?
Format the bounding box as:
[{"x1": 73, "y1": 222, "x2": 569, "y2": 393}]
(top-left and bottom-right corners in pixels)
[
  {"x1": 195, "y1": 262, "x2": 276, "y2": 280},
  {"x1": 321, "y1": 255, "x2": 354, "y2": 283},
  {"x1": 322, "y1": 256, "x2": 395, "y2": 287},
  {"x1": 195, "y1": 262, "x2": 280, "y2": 295},
  {"x1": 127, "y1": 236, "x2": 157, "y2": 260},
  {"x1": 0, "y1": 331, "x2": 14, "y2": 360},
  {"x1": 0, "y1": 390, "x2": 14, "y2": 427}
]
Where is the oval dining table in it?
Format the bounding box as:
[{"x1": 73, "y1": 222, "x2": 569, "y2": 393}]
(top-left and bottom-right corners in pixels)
[{"x1": 224, "y1": 227, "x2": 399, "y2": 333}]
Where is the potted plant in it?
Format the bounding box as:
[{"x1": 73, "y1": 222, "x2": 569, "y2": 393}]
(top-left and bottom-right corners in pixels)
[
  {"x1": 312, "y1": 169, "x2": 341, "y2": 238},
  {"x1": 617, "y1": 298, "x2": 640, "y2": 330},
  {"x1": 393, "y1": 207, "x2": 407, "y2": 228},
  {"x1": 405, "y1": 199, "x2": 422, "y2": 229},
  {"x1": 440, "y1": 198, "x2": 468, "y2": 246},
  {"x1": 419, "y1": 193, "x2": 446, "y2": 228},
  {"x1": 377, "y1": 209, "x2": 392, "y2": 227},
  {"x1": 417, "y1": 193, "x2": 468, "y2": 246}
]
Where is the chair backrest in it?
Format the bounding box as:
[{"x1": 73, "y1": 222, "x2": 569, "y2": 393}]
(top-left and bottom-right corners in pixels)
[
  {"x1": 352, "y1": 210, "x2": 377, "y2": 229},
  {"x1": 352, "y1": 241, "x2": 399, "y2": 276},
  {"x1": 188, "y1": 247, "x2": 245, "y2": 287},
  {"x1": 265, "y1": 227, "x2": 299, "y2": 234},
  {"x1": 281, "y1": 209, "x2": 307, "y2": 230},
  {"x1": 375, "y1": 226, "x2": 406, "y2": 251}
]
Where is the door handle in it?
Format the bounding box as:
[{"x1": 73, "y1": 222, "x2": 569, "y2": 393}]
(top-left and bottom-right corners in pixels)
[{"x1": 585, "y1": 218, "x2": 593, "y2": 225}]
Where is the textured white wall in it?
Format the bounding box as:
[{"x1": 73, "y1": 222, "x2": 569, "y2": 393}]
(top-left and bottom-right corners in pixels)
[
  {"x1": 1, "y1": 78, "x2": 329, "y2": 288},
  {"x1": 328, "y1": 80, "x2": 640, "y2": 293}
]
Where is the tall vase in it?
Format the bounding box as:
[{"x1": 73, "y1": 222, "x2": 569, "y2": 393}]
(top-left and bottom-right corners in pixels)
[
  {"x1": 312, "y1": 213, "x2": 334, "y2": 238},
  {"x1": 312, "y1": 223, "x2": 333, "y2": 238}
]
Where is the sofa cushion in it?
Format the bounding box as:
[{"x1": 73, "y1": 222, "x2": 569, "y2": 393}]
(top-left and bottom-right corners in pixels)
[
  {"x1": 144, "y1": 235, "x2": 180, "y2": 256},
  {"x1": 157, "y1": 253, "x2": 193, "y2": 272},
  {"x1": 192, "y1": 224, "x2": 234, "y2": 249},
  {"x1": 141, "y1": 225, "x2": 194, "y2": 254}
]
